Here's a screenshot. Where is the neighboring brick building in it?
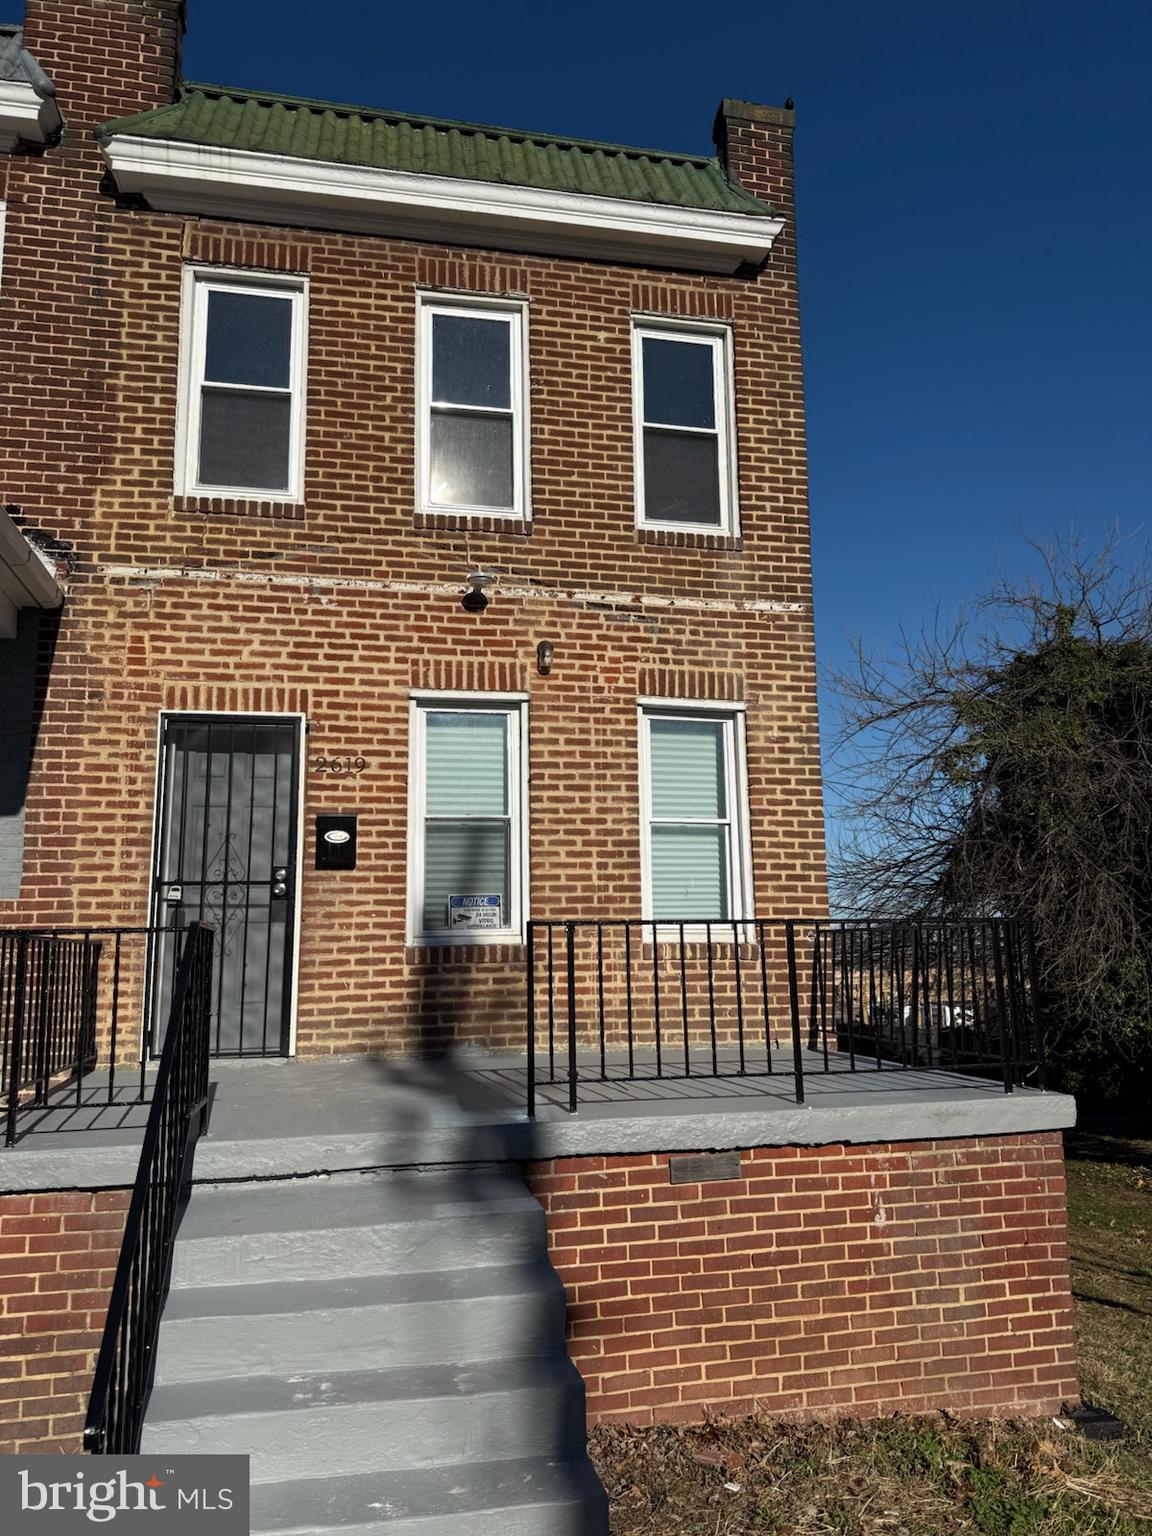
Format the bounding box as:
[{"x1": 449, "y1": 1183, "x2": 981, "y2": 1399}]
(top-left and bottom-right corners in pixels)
[{"x1": 0, "y1": 0, "x2": 825, "y2": 1060}]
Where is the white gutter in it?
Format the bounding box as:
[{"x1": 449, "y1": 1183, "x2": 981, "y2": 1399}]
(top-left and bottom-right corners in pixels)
[
  {"x1": 100, "y1": 136, "x2": 784, "y2": 275},
  {"x1": 0, "y1": 78, "x2": 61, "y2": 153},
  {"x1": 0, "y1": 507, "x2": 63, "y2": 638}
]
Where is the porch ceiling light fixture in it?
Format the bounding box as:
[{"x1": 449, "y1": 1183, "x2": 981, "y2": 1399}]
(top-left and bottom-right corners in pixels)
[
  {"x1": 461, "y1": 571, "x2": 495, "y2": 613},
  {"x1": 536, "y1": 640, "x2": 554, "y2": 675}
]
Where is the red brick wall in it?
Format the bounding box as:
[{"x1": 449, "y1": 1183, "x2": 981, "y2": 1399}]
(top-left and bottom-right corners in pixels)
[
  {"x1": 0, "y1": 1188, "x2": 131, "y2": 1453},
  {"x1": 526, "y1": 1132, "x2": 1079, "y2": 1425},
  {"x1": 0, "y1": 3, "x2": 829, "y2": 1056}
]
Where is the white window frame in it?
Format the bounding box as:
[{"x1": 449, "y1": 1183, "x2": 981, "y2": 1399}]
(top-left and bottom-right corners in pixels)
[
  {"x1": 175, "y1": 265, "x2": 309, "y2": 502},
  {"x1": 0, "y1": 202, "x2": 6, "y2": 301},
  {"x1": 416, "y1": 293, "x2": 530, "y2": 521},
  {"x1": 637, "y1": 700, "x2": 754, "y2": 932},
  {"x1": 406, "y1": 692, "x2": 530, "y2": 946},
  {"x1": 632, "y1": 317, "x2": 739, "y2": 537}
]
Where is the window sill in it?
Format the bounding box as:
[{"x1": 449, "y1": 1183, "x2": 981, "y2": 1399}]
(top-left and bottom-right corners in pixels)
[
  {"x1": 406, "y1": 938, "x2": 526, "y2": 961},
  {"x1": 637, "y1": 525, "x2": 742, "y2": 552},
  {"x1": 414, "y1": 509, "x2": 531, "y2": 536},
  {"x1": 640, "y1": 922, "x2": 758, "y2": 945},
  {"x1": 174, "y1": 494, "x2": 306, "y2": 521}
]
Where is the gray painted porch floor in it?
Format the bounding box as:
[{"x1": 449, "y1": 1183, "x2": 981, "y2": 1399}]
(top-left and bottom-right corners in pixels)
[{"x1": 2, "y1": 1049, "x2": 1074, "y2": 1193}]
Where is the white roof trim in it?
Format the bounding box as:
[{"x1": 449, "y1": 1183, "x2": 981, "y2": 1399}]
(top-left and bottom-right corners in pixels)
[
  {"x1": 100, "y1": 136, "x2": 784, "y2": 274},
  {"x1": 0, "y1": 507, "x2": 63, "y2": 638},
  {"x1": 0, "y1": 79, "x2": 61, "y2": 153}
]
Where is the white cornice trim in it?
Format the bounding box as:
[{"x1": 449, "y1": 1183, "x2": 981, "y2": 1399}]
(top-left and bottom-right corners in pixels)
[
  {"x1": 0, "y1": 79, "x2": 61, "y2": 153},
  {"x1": 101, "y1": 136, "x2": 783, "y2": 273}
]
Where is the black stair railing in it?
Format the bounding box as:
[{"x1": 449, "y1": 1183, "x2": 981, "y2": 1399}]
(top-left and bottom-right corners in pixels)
[
  {"x1": 84, "y1": 921, "x2": 214, "y2": 1455},
  {"x1": 526, "y1": 917, "x2": 1045, "y2": 1115}
]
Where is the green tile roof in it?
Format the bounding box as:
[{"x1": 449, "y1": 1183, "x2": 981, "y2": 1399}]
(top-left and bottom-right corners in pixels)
[{"x1": 97, "y1": 84, "x2": 773, "y2": 217}]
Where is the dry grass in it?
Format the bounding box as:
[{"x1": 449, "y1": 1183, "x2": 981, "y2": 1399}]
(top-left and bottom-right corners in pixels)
[
  {"x1": 1066, "y1": 1121, "x2": 1152, "y2": 1440},
  {"x1": 589, "y1": 1123, "x2": 1152, "y2": 1534}
]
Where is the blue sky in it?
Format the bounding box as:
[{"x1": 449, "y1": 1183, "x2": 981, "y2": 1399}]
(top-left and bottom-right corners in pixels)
[{"x1": 181, "y1": 0, "x2": 1151, "y2": 840}]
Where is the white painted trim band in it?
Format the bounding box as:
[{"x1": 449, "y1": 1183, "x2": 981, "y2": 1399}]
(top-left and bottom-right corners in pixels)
[{"x1": 95, "y1": 562, "x2": 806, "y2": 617}]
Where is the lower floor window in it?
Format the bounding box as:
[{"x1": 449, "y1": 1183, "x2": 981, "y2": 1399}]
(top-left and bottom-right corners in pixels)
[
  {"x1": 408, "y1": 697, "x2": 527, "y2": 942},
  {"x1": 639, "y1": 704, "x2": 753, "y2": 922}
]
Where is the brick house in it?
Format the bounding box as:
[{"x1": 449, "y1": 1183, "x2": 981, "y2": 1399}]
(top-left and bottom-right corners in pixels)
[
  {"x1": 0, "y1": 2, "x2": 1078, "y2": 1524},
  {"x1": 1, "y1": 0, "x2": 825, "y2": 1061}
]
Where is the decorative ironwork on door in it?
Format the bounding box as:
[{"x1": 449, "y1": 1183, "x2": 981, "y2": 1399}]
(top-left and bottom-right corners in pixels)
[{"x1": 151, "y1": 716, "x2": 300, "y2": 1056}]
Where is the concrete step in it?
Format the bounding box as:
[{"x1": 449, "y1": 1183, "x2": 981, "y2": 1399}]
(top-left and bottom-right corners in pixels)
[
  {"x1": 170, "y1": 1168, "x2": 546, "y2": 1286},
  {"x1": 249, "y1": 1456, "x2": 608, "y2": 1536},
  {"x1": 142, "y1": 1359, "x2": 590, "y2": 1483},
  {"x1": 153, "y1": 1264, "x2": 568, "y2": 1382}
]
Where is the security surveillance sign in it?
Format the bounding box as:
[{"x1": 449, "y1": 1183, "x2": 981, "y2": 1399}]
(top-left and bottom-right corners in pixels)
[{"x1": 449, "y1": 894, "x2": 503, "y2": 929}]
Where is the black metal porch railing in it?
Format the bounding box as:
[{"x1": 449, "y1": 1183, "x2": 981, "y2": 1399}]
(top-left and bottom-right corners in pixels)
[
  {"x1": 1, "y1": 924, "x2": 192, "y2": 1148},
  {"x1": 525, "y1": 918, "x2": 1045, "y2": 1115},
  {"x1": 2, "y1": 930, "x2": 101, "y2": 1146},
  {"x1": 84, "y1": 921, "x2": 214, "y2": 1456}
]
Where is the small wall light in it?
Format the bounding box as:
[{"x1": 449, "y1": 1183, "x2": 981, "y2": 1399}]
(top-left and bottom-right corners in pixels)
[
  {"x1": 461, "y1": 571, "x2": 495, "y2": 613},
  {"x1": 536, "y1": 640, "x2": 555, "y2": 676}
]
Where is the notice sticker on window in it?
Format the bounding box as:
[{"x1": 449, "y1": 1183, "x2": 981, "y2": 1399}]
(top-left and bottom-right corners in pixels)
[{"x1": 449, "y1": 894, "x2": 503, "y2": 929}]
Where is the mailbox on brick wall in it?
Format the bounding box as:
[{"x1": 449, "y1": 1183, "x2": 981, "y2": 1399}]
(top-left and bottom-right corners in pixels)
[{"x1": 316, "y1": 814, "x2": 358, "y2": 870}]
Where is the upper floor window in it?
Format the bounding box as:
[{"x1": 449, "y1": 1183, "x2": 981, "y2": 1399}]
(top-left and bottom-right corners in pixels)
[
  {"x1": 632, "y1": 321, "x2": 737, "y2": 535},
  {"x1": 417, "y1": 297, "x2": 529, "y2": 520},
  {"x1": 177, "y1": 269, "x2": 307, "y2": 501}
]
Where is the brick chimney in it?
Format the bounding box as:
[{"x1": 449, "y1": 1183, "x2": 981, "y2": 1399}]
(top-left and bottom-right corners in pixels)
[
  {"x1": 713, "y1": 99, "x2": 797, "y2": 267},
  {"x1": 21, "y1": 0, "x2": 185, "y2": 128}
]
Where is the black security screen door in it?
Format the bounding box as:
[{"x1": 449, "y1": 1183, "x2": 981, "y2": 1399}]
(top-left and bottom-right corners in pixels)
[{"x1": 151, "y1": 715, "x2": 300, "y2": 1056}]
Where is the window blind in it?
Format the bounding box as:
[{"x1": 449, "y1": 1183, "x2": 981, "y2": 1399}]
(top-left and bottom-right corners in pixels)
[
  {"x1": 422, "y1": 711, "x2": 511, "y2": 931},
  {"x1": 648, "y1": 716, "x2": 731, "y2": 920},
  {"x1": 425, "y1": 712, "x2": 507, "y2": 815}
]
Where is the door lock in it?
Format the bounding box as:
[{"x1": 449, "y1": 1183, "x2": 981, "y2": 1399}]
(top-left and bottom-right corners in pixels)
[{"x1": 271, "y1": 867, "x2": 289, "y2": 899}]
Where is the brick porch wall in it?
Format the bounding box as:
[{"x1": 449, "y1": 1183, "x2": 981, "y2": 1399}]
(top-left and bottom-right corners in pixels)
[
  {"x1": 0, "y1": 1188, "x2": 130, "y2": 1453},
  {"x1": 525, "y1": 1132, "x2": 1079, "y2": 1424}
]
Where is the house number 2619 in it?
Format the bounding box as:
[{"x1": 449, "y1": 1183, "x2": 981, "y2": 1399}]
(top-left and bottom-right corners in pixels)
[{"x1": 312, "y1": 755, "x2": 367, "y2": 776}]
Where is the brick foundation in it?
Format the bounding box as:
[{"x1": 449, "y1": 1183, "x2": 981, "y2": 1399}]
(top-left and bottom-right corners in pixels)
[
  {"x1": 0, "y1": 1188, "x2": 130, "y2": 1453},
  {"x1": 526, "y1": 1131, "x2": 1079, "y2": 1424}
]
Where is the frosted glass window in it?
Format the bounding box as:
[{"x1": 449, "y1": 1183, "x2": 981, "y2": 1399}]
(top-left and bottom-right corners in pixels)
[
  {"x1": 413, "y1": 704, "x2": 524, "y2": 939},
  {"x1": 635, "y1": 326, "x2": 733, "y2": 533},
  {"x1": 430, "y1": 415, "x2": 514, "y2": 510},
  {"x1": 643, "y1": 709, "x2": 749, "y2": 923},
  {"x1": 183, "y1": 274, "x2": 306, "y2": 499},
  {"x1": 420, "y1": 302, "x2": 526, "y2": 517}
]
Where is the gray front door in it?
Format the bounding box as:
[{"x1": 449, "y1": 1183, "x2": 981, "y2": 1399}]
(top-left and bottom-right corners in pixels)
[{"x1": 151, "y1": 714, "x2": 300, "y2": 1056}]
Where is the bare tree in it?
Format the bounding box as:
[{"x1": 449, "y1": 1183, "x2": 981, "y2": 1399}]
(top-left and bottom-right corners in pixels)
[{"x1": 828, "y1": 538, "x2": 1152, "y2": 1089}]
